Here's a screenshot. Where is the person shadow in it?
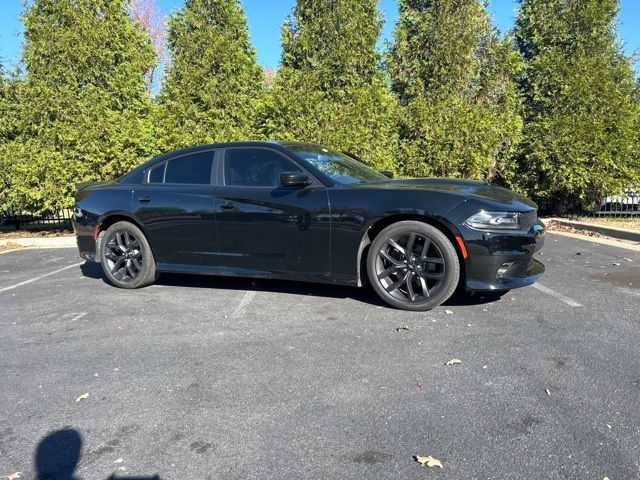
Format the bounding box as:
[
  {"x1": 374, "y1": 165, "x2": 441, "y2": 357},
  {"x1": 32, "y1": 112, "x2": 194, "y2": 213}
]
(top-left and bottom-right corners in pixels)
[{"x1": 35, "y1": 429, "x2": 159, "y2": 480}]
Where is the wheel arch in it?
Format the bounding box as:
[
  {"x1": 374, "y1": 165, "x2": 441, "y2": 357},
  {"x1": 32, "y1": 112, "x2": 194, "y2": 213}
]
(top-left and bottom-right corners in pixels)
[
  {"x1": 96, "y1": 213, "x2": 150, "y2": 258},
  {"x1": 356, "y1": 214, "x2": 467, "y2": 287}
]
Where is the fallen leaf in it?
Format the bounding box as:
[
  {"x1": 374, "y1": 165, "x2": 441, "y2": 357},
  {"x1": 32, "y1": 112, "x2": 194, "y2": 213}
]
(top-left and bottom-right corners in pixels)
[
  {"x1": 624, "y1": 258, "x2": 633, "y2": 262},
  {"x1": 482, "y1": 365, "x2": 488, "y2": 369},
  {"x1": 4, "y1": 473, "x2": 21, "y2": 480},
  {"x1": 612, "y1": 262, "x2": 621, "y2": 267},
  {"x1": 395, "y1": 325, "x2": 410, "y2": 332},
  {"x1": 604, "y1": 272, "x2": 612, "y2": 276},
  {"x1": 575, "y1": 252, "x2": 582, "y2": 256},
  {"x1": 444, "y1": 310, "x2": 453, "y2": 315},
  {"x1": 545, "y1": 389, "x2": 551, "y2": 396},
  {"x1": 445, "y1": 359, "x2": 463, "y2": 366},
  {"x1": 416, "y1": 381, "x2": 424, "y2": 391},
  {"x1": 415, "y1": 455, "x2": 443, "y2": 469},
  {"x1": 114, "y1": 458, "x2": 123, "y2": 464},
  {"x1": 75, "y1": 393, "x2": 89, "y2": 403}
]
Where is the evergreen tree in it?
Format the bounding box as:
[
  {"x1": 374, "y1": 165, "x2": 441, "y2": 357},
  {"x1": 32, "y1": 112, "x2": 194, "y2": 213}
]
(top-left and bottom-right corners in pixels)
[
  {"x1": 0, "y1": 63, "x2": 18, "y2": 206},
  {"x1": 264, "y1": 0, "x2": 398, "y2": 171},
  {"x1": 388, "y1": 0, "x2": 522, "y2": 181},
  {"x1": 514, "y1": 0, "x2": 640, "y2": 211},
  {"x1": 4, "y1": 0, "x2": 156, "y2": 212},
  {"x1": 155, "y1": 0, "x2": 265, "y2": 150}
]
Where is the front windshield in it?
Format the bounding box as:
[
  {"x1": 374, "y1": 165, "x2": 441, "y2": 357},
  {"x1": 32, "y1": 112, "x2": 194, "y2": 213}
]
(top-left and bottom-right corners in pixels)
[{"x1": 288, "y1": 145, "x2": 390, "y2": 185}]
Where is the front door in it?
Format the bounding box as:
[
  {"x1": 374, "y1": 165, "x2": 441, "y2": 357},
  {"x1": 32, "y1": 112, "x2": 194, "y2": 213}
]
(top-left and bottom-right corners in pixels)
[
  {"x1": 215, "y1": 147, "x2": 331, "y2": 275},
  {"x1": 133, "y1": 149, "x2": 219, "y2": 268}
]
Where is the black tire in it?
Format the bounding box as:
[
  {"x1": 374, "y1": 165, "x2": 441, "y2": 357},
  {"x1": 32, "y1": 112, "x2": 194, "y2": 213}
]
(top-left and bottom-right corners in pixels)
[
  {"x1": 99, "y1": 221, "x2": 157, "y2": 289},
  {"x1": 367, "y1": 221, "x2": 460, "y2": 311}
]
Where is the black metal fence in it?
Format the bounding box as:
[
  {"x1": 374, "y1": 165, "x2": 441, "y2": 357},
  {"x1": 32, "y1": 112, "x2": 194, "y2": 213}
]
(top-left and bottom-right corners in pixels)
[{"x1": 0, "y1": 207, "x2": 74, "y2": 231}]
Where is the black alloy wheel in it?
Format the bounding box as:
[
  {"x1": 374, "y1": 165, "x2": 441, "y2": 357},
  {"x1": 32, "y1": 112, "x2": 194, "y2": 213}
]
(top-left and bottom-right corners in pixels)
[
  {"x1": 99, "y1": 221, "x2": 158, "y2": 289},
  {"x1": 367, "y1": 221, "x2": 460, "y2": 311}
]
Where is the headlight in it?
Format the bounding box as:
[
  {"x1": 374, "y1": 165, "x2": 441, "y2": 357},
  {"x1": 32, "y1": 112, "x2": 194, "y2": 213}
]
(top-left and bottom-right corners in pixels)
[{"x1": 465, "y1": 211, "x2": 520, "y2": 230}]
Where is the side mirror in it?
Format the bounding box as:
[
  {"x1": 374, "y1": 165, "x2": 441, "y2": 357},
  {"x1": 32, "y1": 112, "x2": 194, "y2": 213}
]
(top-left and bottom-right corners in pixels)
[
  {"x1": 380, "y1": 170, "x2": 394, "y2": 179},
  {"x1": 280, "y1": 172, "x2": 310, "y2": 187}
]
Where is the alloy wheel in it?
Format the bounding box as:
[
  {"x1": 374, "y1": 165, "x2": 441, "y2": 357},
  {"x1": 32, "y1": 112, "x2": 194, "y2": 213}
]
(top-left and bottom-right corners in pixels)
[
  {"x1": 375, "y1": 232, "x2": 446, "y2": 303},
  {"x1": 104, "y1": 230, "x2": 143, "y2": 282}
]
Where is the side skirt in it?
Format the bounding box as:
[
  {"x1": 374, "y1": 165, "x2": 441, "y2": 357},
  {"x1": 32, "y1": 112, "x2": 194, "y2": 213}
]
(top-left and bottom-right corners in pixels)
[{"x1": 155, "y1": 263, "x2": 359, "y2": 287}]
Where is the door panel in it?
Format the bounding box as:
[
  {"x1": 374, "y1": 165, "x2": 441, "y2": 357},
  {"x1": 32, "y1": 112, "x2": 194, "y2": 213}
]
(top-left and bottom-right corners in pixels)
[
  {"x1": 134, "y1": 185, "x2": 218, "y2": 267},
  {"x1": 133, "y1": 150, "x2": 219, "y2": 267},
  {"x1": 215, "y1": 148, "x2": 331, "y2": 275},
  {"x1": 215, "y1": 186, "x2": 330, "y2": 274}
]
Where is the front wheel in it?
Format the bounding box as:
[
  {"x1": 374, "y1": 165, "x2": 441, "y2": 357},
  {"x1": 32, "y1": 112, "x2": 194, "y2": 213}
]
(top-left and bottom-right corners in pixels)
[
  {"x1": 367, "y1": 221, "x2": 460, "y2": 311},
  {"x1": 99, "y1": 221, "x2": 158, "y2": 289}
]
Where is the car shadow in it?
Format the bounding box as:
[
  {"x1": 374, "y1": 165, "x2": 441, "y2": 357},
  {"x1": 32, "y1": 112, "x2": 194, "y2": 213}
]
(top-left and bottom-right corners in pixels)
[
  {"x1": 33, "y1": 428, "x2": 159, "y2": 480},
  {"x1": 81, "y1": 261, "x2": 506, "y2": 310}
]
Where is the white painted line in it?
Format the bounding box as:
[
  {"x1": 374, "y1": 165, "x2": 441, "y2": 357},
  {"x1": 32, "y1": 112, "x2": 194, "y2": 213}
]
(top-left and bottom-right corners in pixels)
[
  {"x1": 0, "y1": 262, "x2": 83, "y2": 294},
  {"x1": 531, "y1": 283, "x2": 583, "y2": 307},
  {"x1": 231, "y1": 290, "x2": 257, "y2": 318},
  {"x1": 69, "y1": 312, "x2": 88, "y2": 322}
]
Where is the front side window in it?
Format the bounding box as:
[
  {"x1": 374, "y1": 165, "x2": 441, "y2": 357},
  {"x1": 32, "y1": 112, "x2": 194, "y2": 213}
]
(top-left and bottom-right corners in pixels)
[{"x1": 224, "y1": 149, "x2": 302, "y2": 187}]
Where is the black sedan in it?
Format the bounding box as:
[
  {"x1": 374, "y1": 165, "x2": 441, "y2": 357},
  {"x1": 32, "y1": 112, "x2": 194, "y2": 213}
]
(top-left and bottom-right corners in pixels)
[{"x1": 73, "y1": 141, "x2": 545, "y2": 311}]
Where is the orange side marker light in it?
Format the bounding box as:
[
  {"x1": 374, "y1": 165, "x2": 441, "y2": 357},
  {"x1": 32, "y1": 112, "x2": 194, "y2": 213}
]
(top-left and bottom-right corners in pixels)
[{"x1": 455, "y1": 236, "x2": 468, "y2": 259}]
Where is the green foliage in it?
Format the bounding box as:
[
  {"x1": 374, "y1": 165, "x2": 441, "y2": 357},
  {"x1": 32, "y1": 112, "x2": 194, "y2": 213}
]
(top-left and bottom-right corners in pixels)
[
  {"x1": 514, "y1": 0, "x2": 640, "y2": 210},
  {"x1": 388, "y1": 0, "x2": 523, "y2": 181},
  {"x1": 3, "y1": 0, "x2": 156, "y2": 212},
  {"x1": 0, "y1": 63, "x2": 19, "y2": 206},
  {"x1": 155, "y1": 0, "x2": 265, "y2": 150},
  {"x1": 263, "y1": 0, "x2": 398, "y2": 171}
]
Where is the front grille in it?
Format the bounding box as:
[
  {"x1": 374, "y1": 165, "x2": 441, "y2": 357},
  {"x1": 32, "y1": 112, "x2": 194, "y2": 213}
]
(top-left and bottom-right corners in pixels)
[{"x1": 519, "y1": 210, "x2": 538, "y2": 229}]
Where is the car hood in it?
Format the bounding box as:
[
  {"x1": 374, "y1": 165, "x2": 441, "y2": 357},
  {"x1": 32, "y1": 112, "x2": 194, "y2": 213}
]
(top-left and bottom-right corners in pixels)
[{"x1": 350, "y1": 178, "x2": 538, "y2": 211}]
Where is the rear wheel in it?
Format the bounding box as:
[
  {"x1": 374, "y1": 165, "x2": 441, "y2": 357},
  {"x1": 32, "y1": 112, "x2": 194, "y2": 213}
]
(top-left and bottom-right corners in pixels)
[
  {"x1": 367, "y1": 221, "x2": 460, "y2": 311},
  {"x1": 99, "y1": 221, "x2": 157, "y2": 289}
]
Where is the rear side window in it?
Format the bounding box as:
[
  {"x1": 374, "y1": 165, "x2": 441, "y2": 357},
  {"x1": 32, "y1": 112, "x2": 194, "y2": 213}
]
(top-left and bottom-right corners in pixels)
[
  {"x1": 148, "y1": 163, "x2": 165, "y2": 183},
  {"x1": 159, "y1": 152, "x2": 214, "y2": 185}
]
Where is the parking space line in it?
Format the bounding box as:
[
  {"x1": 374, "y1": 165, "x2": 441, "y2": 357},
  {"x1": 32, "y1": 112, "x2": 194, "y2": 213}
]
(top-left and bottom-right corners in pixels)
[
  {"x1": 531, "y1": 283, "x2": 583, "y2": 307},
  {"x1": 231, "y1": 290, "x2": 257, "y2": 318},
  {"x1": 0, "y1": 262, "x2": 83, "y2": 294}
]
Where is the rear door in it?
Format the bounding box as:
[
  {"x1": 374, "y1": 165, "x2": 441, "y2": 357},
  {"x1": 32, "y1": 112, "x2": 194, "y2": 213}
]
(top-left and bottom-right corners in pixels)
[
  {"x1": 215, "y1": 147, "x2": 331, "y2": 275},
  {"x1": 133, "y1": 149, "x2": 220, "y2": 267}
]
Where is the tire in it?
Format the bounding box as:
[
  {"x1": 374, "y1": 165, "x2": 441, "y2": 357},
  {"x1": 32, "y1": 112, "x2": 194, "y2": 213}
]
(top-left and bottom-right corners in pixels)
[
  {"x1": 367, "y1": 221, "x2": 460, "y2": 311},
  {"x1": 99, "y1": 221, "x2": 157, "y2": 289}
]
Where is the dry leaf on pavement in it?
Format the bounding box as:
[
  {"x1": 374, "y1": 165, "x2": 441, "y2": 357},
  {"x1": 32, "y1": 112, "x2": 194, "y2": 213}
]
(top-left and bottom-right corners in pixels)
[
  {"x1": 415, "y1": 455, "x2": 443, "y2": 469},
  {"x1": 75, "y1": 393, "x2": 89, "y2": 403},
  {"x1": 445, "y1": 359, "x2": 463, "y2": 366},
  {"x1": 396, "y1": 325, "x2": 410, "y2": 332},
  {"x1": 444, "y1": 310, "x2": 453, "y2": 315},
  {"x1": 4, "y1": 473, "x2": 21, "y2": 480}
]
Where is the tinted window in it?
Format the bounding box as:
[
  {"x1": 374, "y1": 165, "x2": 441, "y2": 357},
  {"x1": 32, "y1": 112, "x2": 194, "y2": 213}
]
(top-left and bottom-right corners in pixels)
[
  {"x1": 225, "y1": 149, "x2": 301, "y2": 187},
  {"x1": 148, "y1": 163, "x2": 165, "y2": 183},
  {"x1": 164, "y1": 152, "x2": 214, "y2": 184}
]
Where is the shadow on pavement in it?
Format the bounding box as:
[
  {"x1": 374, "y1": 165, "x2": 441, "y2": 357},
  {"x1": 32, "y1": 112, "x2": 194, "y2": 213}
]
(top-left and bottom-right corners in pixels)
[
  {"x1": 81, "y1": 260, "x2": 506, "y2": 309},
  {"x1": 34, "y1": 428, "x2": 159, "y2": 480}
]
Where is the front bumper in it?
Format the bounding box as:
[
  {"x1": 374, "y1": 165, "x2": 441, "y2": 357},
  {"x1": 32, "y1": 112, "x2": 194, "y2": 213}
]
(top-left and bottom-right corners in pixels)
[{"x1": 461, "y1": 220, "x2": 546, "y2": 291}]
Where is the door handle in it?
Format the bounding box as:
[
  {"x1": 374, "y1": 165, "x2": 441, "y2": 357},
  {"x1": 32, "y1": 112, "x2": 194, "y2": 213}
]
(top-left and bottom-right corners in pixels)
[
  {"x1": 138, "y1": 196, "x2": 151, "y2": 203},
  {"x1": 219, "y1": 201, "x2": 235, "y2": 210}
]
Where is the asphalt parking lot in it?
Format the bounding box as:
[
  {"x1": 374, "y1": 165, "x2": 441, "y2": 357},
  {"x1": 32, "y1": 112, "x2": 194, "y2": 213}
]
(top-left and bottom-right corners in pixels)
[{"x1": 1, "y1": 233, "x2": 639, "y2": 480}]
